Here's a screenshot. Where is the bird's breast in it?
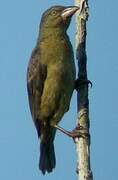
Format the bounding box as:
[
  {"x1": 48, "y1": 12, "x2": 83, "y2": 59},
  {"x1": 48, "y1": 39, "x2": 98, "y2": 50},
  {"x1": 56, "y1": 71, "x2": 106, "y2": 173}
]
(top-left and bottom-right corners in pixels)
[{"x1": 40, "y1": 37, "x2": 74, "y2": 64}]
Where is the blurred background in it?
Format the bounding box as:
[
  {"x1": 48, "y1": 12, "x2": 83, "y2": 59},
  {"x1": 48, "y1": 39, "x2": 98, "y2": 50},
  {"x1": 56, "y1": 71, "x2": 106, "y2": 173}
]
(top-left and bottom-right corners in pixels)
[{"x1": 0, "y1": 0, "x2": 118, "y2": 179}]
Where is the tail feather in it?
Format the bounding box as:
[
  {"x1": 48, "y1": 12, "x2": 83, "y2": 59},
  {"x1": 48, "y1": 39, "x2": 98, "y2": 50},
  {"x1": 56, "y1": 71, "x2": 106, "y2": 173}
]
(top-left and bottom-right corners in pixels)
[
  {"x1": 39, "y1": 126, "x2": 56, "y2": 174},
  {"x1": 39, "y1": 141, "x2": 56, "y2": 174}
]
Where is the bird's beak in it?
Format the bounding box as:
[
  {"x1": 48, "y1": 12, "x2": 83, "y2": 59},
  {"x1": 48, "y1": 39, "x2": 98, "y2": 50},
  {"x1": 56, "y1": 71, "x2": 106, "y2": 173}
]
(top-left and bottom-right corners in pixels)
[{"x1": 61, "y1": 6, "x2": 79, "y2": 20}]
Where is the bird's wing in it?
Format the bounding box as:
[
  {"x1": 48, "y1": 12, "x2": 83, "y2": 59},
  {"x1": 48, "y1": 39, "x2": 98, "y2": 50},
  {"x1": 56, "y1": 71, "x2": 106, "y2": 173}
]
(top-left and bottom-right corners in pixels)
[{"x1": 27, "y1": 48, "x2": 47, "y2": 136}]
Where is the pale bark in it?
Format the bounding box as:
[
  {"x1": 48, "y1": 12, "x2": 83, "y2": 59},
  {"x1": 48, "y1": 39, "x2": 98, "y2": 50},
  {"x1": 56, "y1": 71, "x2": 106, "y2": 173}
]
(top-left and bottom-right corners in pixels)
[{"x1": 74, "y1": 0, "x2": 93, "y2": 179}]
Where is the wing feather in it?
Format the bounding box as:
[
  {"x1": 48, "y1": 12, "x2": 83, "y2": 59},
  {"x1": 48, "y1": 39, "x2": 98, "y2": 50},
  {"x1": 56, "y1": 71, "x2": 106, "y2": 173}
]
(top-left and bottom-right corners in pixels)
[{"x1": 27, "y1": 48, "x2": 47, "y2": 136}]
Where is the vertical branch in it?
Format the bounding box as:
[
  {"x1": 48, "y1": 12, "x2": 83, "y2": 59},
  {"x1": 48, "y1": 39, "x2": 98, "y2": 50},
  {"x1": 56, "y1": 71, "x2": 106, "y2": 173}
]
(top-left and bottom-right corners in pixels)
[{"x1": 74, "y1": 0, "x2": 93, "y2": 180}]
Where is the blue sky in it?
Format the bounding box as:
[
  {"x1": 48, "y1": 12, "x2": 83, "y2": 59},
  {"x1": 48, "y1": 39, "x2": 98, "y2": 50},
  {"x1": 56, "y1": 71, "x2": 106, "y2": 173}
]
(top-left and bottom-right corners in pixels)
[{"x1": 0, "y1": 0, "x2": 118, "y2": 179}]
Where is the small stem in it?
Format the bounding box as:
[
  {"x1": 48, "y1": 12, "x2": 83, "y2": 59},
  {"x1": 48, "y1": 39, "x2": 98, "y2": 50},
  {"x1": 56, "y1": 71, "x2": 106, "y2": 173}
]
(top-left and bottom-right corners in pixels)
[{"x1": 74, "y1": 0, "x2": 93, "y2": 180}]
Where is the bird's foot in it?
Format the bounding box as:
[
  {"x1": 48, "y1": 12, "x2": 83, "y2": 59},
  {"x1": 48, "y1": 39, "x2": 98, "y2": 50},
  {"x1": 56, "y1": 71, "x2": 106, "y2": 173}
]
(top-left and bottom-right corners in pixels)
[
  {"x1": 53, "y1": 123, "x2": 89, "y2": 142},
  {"x1": 75, "y1": 78, "x2": 92, "y2": 91},
  {"x1": 71, "y1": 123, "x2": 89, "y2": 140}
]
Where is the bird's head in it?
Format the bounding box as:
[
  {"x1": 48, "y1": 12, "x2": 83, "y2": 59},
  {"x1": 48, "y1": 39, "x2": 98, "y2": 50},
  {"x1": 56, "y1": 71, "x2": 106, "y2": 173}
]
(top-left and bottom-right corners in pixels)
[{"x1": 40, "y1": 6, "x2": 79, "y2": 32}]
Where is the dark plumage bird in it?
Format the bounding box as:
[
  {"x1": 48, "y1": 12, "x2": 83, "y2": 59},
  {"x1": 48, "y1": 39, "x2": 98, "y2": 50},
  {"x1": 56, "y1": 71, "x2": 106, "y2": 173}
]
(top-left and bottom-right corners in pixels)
[{"x1": 27, "y1": 5, "x2": 79, "y2": 174}]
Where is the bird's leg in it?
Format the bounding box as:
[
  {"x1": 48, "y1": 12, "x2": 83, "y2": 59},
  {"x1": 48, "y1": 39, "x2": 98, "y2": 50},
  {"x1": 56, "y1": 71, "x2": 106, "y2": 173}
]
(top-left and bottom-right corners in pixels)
[
  {"x1": 75, "y1": 78, "x2": 92, "y2": 91},
  {"x1": 53, "y1": 125, "x2": 73, "y2": 137},
  {"x1": 53, "y1": 123, "x2": 89, "y2": 141}
]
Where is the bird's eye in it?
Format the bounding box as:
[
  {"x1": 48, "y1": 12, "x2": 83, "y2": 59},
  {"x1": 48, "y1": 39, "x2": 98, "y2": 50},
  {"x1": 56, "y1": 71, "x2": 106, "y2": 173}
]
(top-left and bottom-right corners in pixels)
[{"x1": 51, "y1": 10, "x2": 57, "y2": 16}]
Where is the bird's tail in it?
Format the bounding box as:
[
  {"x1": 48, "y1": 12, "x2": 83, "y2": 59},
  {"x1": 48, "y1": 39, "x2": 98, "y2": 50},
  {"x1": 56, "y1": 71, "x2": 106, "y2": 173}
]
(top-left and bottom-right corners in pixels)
[{"x1": 39, "y1": 127, "x2": 56, "y2": 174}]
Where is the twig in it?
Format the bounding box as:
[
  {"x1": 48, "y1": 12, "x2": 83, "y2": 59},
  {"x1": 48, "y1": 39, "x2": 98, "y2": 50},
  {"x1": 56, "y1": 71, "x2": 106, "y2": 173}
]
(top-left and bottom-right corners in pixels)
[{"x1": 74, "y1": 0, "x2": 93, "y2": 179}]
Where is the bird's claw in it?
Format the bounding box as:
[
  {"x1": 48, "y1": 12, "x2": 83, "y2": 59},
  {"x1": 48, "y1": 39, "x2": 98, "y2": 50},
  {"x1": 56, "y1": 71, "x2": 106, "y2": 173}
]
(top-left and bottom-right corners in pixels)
[
  {"x1": 69, "y1": 123, "x2": 89, "y2": 142},
  {"x1": 75, "y1": 78, "x2": 92, "y2": 90}
]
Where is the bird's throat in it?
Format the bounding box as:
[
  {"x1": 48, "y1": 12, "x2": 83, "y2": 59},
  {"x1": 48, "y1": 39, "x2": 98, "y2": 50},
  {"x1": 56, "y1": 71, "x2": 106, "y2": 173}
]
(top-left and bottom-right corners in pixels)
[{"x1": 39, "y1": 27, "x2": 66, "y2": 42}]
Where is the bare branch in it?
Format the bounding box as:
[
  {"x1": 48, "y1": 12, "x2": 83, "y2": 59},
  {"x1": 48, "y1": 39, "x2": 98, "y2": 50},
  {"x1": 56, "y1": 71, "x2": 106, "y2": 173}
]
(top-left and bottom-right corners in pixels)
[{"x1": 74, "y1": 0, "x2": 93, "y2": 179}]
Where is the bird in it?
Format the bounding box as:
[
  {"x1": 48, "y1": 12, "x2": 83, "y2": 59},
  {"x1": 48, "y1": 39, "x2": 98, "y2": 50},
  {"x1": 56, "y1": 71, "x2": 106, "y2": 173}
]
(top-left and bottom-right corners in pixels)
[{"x1": 27, "y1": 5, "x2": 79, "y2": 174}]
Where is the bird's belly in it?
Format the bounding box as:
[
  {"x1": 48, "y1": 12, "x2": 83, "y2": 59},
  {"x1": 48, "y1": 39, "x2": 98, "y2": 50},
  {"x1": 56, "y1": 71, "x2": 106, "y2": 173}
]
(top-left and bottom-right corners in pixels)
[
  {"x1": 47, "y1": 62, "x2": 75, "y2": 94},
  {"x1": 40, "y1": 62, "x2": 75, "y2": 123}
]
